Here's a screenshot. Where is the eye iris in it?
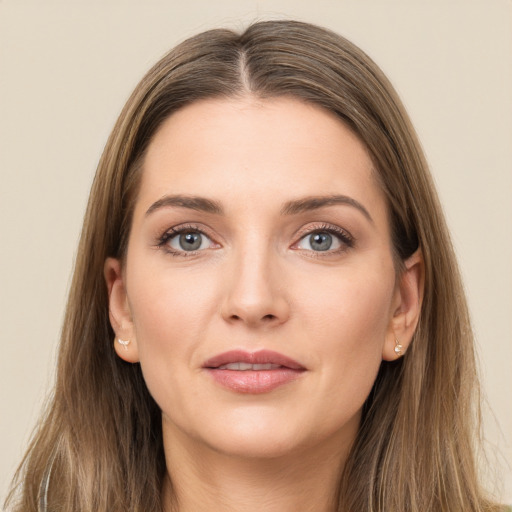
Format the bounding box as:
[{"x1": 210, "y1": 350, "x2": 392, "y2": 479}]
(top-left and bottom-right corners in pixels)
[
  {"x1": 310, "y1": 232, "x2": 332, "y2": 251},
  {"x1": 179, "y1": 232, "x2": 202, "y2": 251}
]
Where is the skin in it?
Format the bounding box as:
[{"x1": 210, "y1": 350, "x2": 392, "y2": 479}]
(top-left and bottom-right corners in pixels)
[{"x1": 105, "y1": 96, "x2": 423, "y2": 511}]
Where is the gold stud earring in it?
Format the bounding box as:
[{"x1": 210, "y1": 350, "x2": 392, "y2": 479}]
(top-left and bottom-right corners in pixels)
[
  {"x1": 118, "y1": 338, "x2": 130, "y2": 351},
  {"x1": 394, "y1": 338, "x2": 403, "y2": 357}
]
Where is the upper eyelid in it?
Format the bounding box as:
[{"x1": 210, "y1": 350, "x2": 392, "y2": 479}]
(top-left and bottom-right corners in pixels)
[
  {"x1": 157, "y1": 225, "x2": 219, "y2": 256},
  {"x1": 160, "y1": 223, "x2": 216, "y2": 238},
  {"x1": 291, "y1": 223, "x2": 356, "y2": 254},
  {"x1": 293, "y1": 222, "x2": 354, "y2": 241},
  {"x1": 157, "y1": 223, "x2": 218, "y2": 249}
]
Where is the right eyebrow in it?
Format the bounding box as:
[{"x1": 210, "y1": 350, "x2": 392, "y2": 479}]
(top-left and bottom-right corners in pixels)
[{"x1": 145, "y1": 195, "x2": 224, "y2": 217}]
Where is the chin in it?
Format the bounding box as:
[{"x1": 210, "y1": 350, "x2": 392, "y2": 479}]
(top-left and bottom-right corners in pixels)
[
  {"x1": 173, "y1": 406, "x2": 359, "y2": 462},
  {"x1": 163, "y1": 407, "x2": 312, "y2": 460},
  {"x1": 205, "y1": 426, "x2": 308, "y2": 460}
]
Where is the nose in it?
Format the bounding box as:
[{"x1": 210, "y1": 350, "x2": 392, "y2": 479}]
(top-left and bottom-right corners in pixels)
[{"x1": 220, "y1": 245, "x2": 290, "y2": 328}]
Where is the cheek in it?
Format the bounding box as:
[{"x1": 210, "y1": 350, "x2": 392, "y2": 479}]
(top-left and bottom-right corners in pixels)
[
  {"x1": 297, "y1": 262, "x2": 395, "y2": 386},
  {"x1": 125, "y1": 264, "x2": 219, "y2": 389},
  {"x1": 301, "y1": 273, "x2": 393, "y2": 437},
  {"x1": 301, "y1": 265, "x2": 394, "y2": 339}
]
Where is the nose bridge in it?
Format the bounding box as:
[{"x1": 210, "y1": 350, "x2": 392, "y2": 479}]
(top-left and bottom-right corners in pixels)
[{"x1": 221, "y1": 233, "x2": 289, "y2": 326}]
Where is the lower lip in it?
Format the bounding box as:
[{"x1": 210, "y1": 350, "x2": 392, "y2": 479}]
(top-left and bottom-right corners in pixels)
[{"x1": 205, "y1": 368, "x2": 304, "y2": 394}]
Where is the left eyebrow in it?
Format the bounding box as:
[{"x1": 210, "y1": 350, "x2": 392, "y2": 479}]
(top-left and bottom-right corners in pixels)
[
  {"x1": 280, "y1": 195, "x2": 374, "y2": 224},
  {"x1": 145, "y1": 194, "x2": 224, "y2": 216}
]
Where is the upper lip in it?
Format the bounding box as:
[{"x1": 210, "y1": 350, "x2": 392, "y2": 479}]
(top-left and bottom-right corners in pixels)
[{"x1": 203, "y1": 349, "x2": 305, "y2": 370}]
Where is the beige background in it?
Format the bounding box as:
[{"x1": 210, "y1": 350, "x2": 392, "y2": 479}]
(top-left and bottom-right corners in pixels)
[{"x1": 1, "y1": 0, "x2": 511, "y2": 505}]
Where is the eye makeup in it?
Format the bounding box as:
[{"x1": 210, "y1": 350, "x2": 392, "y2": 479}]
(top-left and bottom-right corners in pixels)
[{"x1": 154, "y1": 220, "x2": 356, "y2": 259}]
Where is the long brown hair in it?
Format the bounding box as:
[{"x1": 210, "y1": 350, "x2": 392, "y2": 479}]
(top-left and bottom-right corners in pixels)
[{"x1": 5, "y1": 20, "x2": 500, "y2": 512}]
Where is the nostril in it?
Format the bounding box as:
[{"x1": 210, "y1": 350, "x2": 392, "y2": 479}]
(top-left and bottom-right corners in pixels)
[
  {"x1": 229, "y1": 313, "x2": 277, "y2": 322},
  {"x1": 222, "y1": 295, "x2": 290, "y2": 326}
]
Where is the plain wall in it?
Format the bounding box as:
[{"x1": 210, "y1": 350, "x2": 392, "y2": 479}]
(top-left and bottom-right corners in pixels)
[{"x1": 1, "y1": 0, "x2": 511, "y2": 505}]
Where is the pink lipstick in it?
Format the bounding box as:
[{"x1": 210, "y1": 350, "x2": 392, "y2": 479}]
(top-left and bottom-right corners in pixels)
[{"x1": 203, "y1": 350, "x2": 306, "y2": 394}]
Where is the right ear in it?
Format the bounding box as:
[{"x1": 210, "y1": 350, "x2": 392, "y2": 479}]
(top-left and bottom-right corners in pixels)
[{"x1": 104, "y1": 257, "x2": 139, "y2": 363}]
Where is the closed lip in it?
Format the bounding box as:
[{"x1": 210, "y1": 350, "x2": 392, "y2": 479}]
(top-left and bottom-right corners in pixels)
[{"x1": 203, "y1": 349, "x2": 306, "y2": 370}]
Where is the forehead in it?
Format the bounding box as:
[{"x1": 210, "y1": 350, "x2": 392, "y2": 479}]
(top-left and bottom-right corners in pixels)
[{"x1": 136, "y1": 96, "x2": 386, "y2": 220}]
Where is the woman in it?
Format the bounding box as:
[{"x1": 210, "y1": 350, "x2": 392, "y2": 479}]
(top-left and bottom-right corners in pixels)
[{"x1": 5, "y1": 20, "x2": 503, "y2": 512}]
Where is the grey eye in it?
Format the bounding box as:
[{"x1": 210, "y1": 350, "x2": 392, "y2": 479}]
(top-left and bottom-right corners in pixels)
[
  {"x1": 168, "y1": 231, "x2": 211, "y2": 252},
  {"x1": 309, "y1": 233, "x2": 332, "y2": 251},
  {"x1": 297, "y1": 231, "x2": 342, "y2": 252}
]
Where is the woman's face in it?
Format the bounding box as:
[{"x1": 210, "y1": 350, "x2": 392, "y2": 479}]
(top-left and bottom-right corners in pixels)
[{"x1": 106, "y1": 96, "x2": 421, "y2": 460}]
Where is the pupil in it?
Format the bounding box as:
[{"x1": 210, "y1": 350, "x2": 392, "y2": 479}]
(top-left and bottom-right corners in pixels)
[
  {"x1": 311, "y1": 232, "x2": 332, "y2": 251},
  {"x1": 180, "y1": 232, "x2": 201, "y2": 251}
]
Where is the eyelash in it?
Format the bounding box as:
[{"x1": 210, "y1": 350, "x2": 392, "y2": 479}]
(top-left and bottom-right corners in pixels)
[
  {"x1": 156, "y1": 223, "x2": 215, "y2": 257},
  {"x1": 156, "y1": 223, "x2": 355, "y2": 257},
  {"x1": 294, "y1": 223, "x2": 355, "y2": 254}
]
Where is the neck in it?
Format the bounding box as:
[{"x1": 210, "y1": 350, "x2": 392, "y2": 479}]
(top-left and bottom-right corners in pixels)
[{"x1": 161, "y1": 424, "x2": 352, "y2": 512}]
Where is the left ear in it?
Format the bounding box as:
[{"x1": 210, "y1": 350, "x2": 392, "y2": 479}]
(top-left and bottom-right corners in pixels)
[{"x1": 382, "y1": 249, "x2": 425, "y2": 361}]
